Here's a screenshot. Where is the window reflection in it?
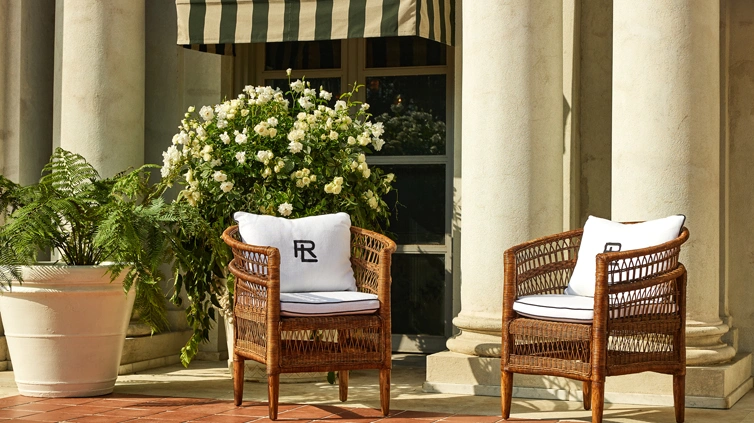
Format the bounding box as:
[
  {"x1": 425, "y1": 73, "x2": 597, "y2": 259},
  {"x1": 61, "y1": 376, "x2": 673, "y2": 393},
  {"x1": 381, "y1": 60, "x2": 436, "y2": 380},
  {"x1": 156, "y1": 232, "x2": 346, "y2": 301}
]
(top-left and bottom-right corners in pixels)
[{"x1": 366, "y1": 75, "x2": 446, "y2": 155}]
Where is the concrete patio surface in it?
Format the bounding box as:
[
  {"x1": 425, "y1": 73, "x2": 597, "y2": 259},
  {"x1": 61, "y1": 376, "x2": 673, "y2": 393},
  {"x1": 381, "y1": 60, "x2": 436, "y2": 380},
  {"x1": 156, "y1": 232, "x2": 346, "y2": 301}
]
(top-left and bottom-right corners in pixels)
[{"x1": 0, "y1": 355, "x2": 751, "y2": 422}]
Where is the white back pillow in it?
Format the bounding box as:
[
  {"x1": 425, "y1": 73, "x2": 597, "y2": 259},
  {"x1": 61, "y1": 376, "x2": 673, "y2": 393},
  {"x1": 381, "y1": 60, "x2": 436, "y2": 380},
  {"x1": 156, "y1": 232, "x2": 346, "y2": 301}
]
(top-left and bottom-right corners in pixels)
[
  {"x1": 234, "y1": 212, "x2": 356, "y2": 293},
  {"x1": 565, "y1": 215, "x2": 685, "y2": 297}
]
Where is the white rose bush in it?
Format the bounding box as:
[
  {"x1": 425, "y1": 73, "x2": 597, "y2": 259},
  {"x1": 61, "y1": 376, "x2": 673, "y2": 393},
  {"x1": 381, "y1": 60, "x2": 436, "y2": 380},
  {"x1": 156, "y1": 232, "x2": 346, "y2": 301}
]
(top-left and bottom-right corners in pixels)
[
  {"x1": 160, "y1": 77, "x2": 395, "y2": 365},
  {"x1": 161, "y1": 79, "x2": 393, "y2": 228}
]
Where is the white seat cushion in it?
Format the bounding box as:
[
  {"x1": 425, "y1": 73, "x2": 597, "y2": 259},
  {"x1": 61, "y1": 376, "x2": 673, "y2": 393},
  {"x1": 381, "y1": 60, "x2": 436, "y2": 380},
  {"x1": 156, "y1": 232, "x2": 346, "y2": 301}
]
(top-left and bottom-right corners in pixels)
[
  {"x1": 513, "y1": 294, "x2": 678, "y2": 323},
  {"x1": 280, "y1": 291, "x2": 379, "y2": 317},
  {"x1": 513, "y1": 294, "x2": 595, "y2": 323},
  {"x1": 234, "y1": 212, "x2": 356, "y2": 293},
  {"x1": 565, "y1": 215, "x2": 685, "y2": 297}
]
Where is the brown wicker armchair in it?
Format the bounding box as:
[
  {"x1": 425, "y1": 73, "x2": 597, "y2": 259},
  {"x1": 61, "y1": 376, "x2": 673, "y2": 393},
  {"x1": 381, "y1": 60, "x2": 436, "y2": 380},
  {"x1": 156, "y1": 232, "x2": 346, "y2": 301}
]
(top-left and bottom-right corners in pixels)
[
  {"x1": 222, "y1": 225, "x2": 396, "y2": 420},
  {"x1": 501, "y1": 226, "x2": 689, "y2": 423}
]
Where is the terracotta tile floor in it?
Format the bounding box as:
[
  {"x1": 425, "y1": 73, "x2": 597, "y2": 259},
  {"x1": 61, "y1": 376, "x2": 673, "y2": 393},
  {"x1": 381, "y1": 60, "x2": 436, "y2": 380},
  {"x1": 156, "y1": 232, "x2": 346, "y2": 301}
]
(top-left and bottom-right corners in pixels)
[{"x1": 0, "y1": 394, "x2": 567, "y2": 422}]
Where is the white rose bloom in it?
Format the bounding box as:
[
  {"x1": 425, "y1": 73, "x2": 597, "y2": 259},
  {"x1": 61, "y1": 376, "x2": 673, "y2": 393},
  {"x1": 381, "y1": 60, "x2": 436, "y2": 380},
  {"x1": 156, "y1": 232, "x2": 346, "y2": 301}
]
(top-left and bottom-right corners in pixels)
[
  {"x1": 213, "y1": 171, "x2": 228, "y2": 182},
  {"x1": 267, "y1": 117, "x2": 278, "y2": 127},
  {"x1": 241, "y1": 109, "x2": 249, "y2": 117},
  {"x1": 319, "y1": 90, "x2": 332, "y2": 101},
  {"x1": 386, "y1": 173, "x2": 395, "y2": 183},
  {"x1": 290, "y1": 80, "x2": 304, "y2": 93},
  {"x1": 220, "y1": 132, "x2": 231, "y2": 144},
  {"x1": 217, "y1": 119, "x2": 228, "y2": 129},
  {"x1": 324, "y1": 184, "x2": 333, "y2": 194},
  {"x1": 368, "y1": 197, "x2": 378, "y2": 209},
  {"x1": 372, "y1": 137, "x2": 385, "y2": 151},
  {"x1": 220, "y1": 181, "x2": 234, "y2": 193},
  {"x1": 286, "y1": 68, "x2": 292, "y2": 76},
  {"x1": 334, "y1": 100, "x2": 347, "y2": 111},
  {"x1": 350, "y1": 161, "x2": 359, "y2": 171},
  {"x1": 235, "y1": 151, "x2": 246, "y2": 164},
  {"x1": 262, "y1": 168, "x2": 272, "y2": 178},
  {"x1": 278, "y1": 202, "x2": 293, "y2": 217},
  {"x1": 235, "y1": 133, "x2": 248, "y2": 144},
  {"x1": 362, "y1": 168, "x2": 371, "y2": 178},
  {"x1": 288, "y1": 141, "x2": 303, "y2": 154},
  {"x1": 287, "y1": 129, "x2": 305, "y2": 142},
  {"x1": 297, "y1": 112, "x2": 307, "y2": 121},
  {"x1": 329, "y1": 131, "x2": 339, "y2": 140},
  {"x1": 210, "y1": 159, "x2": 222, "y2": 167},
  {"x1": 357, "y1": 133, "x2": 371, "y2": 146},
  {"x1": 199, "y1": 106, "x2": 214, "y2": 121},
  {"x1": 333, "y1": 176, "x2": 343, "y2": 186},
  {"x1": 268, "y1": 128, "x2": 277, "y2": 137},
  {"x1": 332, "y1": 184, "x2": 342, "y2": 194},
  {"x1": 358, "y1": 153, "x2": 366, "y2": 163},
  {"x1": 298, "y1": 96, "x2": 314, "y2": 110},
  {"x1": 361, "y1": 103, "x2": 370, "y2": 111},
  {"x1": 188, "y1": 106, "x2": 196, "y2": 113},
  {"x1": 371, "y1": 121, "x2": 385, "y2": 137},
  {"x1": 302, "y1": 176, "x2": 310, "y2": 185},
  {"x1": 347, "y1": 136, "x2": 357, "y2": 145}
]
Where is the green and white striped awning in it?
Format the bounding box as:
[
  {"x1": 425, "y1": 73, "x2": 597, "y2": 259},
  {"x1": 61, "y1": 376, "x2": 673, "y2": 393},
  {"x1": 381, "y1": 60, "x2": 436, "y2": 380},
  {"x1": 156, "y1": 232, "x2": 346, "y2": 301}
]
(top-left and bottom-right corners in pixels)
[{"x1": 176, "y1": 0, "x2": 455, "y2": 47}]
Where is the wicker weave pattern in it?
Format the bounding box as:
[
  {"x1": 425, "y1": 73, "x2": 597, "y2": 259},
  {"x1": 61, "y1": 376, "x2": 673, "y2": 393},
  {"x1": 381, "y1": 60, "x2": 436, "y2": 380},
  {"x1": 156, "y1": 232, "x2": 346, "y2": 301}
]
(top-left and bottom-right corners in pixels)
[
  {"x1": 501, "y1": 226, "x2": 689, "y2": 423},
  {"x1": 222, "y1": 225, "x2": 396, "y2": 420}
]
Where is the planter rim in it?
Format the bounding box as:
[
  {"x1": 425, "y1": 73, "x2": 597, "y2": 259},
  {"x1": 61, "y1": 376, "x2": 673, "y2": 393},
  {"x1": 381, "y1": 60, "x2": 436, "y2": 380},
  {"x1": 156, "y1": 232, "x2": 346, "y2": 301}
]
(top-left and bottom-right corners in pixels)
[{"x1": 3, "y1": 263, "x2": 132, "y2": 291}]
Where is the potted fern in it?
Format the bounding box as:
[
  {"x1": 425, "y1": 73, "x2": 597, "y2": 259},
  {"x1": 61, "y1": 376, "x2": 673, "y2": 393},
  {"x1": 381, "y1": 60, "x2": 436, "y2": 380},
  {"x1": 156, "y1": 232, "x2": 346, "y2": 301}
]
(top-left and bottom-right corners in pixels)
[{"x1": 0, "y1": 148, "x2": 179, "y2": 397}]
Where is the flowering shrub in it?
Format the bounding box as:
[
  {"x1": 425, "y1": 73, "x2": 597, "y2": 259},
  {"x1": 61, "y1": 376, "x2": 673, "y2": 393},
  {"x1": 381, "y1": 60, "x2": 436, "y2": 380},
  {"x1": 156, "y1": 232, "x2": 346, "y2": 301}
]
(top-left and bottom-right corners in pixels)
[
  {"x1": 161, "y1": 76, "x2": 394, "y2": 229},
  {"x1": 160, "y1": 74, "x2": 395, "y2": 365}
]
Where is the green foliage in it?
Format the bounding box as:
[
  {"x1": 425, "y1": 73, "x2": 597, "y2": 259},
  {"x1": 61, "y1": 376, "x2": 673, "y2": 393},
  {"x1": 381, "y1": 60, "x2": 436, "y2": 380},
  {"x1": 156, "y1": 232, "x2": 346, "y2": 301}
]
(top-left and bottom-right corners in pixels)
[{"x1": 0, "y1": 148, "x2": 184, "y2": 333}]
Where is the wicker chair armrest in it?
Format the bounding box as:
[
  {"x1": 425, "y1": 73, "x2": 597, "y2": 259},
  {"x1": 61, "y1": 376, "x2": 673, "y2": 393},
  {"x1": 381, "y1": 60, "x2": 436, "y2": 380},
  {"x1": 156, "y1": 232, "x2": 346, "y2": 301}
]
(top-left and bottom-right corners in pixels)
[
  {"x1": 349, "y1": 227, "x2": 397, "y2": 308},
  {"x1": 503, "y1": 228, "x2": 583, "y2": 313},
  {"x1": 592, "y1": 227, "x2": 689, "y2": 324}
]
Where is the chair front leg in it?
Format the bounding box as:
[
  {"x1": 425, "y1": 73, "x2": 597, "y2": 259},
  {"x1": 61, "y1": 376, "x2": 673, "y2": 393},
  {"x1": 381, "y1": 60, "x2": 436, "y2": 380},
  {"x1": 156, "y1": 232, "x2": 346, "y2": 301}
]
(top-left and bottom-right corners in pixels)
[
  {"x1": 233, "y1": 354, "x2": 245, "y2": 406},
  {"x1": 501, "y1": 370, "x2": 513, "y2": 419}
]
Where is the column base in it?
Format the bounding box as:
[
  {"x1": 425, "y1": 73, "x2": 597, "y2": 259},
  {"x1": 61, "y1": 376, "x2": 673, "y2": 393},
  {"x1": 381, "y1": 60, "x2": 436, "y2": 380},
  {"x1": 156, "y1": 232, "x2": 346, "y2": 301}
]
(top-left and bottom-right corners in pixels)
[{"x1": 424, "y1": 350, "x2": 753, "y2": 409}]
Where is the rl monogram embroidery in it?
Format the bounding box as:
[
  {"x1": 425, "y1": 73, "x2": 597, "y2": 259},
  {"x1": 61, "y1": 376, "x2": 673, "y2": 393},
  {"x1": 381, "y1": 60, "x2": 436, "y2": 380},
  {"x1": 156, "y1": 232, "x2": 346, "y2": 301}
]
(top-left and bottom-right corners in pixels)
[{"x1": 294, "y1": 240, "x2": 318, "y2": 263}]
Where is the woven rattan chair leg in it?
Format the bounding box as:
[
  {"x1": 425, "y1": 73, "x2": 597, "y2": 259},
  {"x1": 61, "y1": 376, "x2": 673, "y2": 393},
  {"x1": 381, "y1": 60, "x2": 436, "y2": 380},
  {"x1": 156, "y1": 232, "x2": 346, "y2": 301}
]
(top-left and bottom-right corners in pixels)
[
  {"x1": 268, "y1": 374, "x2": 280, "y2": 420},
  {"x1": 501, "y1": 370, "x2": 513, "y2": 419},
  {"x1": 673, "y1": 374, "x2": 685, "y2": 423},
  {"x1": 379, "y1": 368, "x2": 390, "y2": 416},
  {"x1": 582, "y1": 381, "x2": 592, "y2": 410},
  {"x1": 590, "y1": 381, "x2": 605, "y2": 423},
  {"x1": 338, "y1": 371, "x2": 349, "y2": 402},
  {"x1": 233, "y1": 355, "x2": 244, "y2": 406}
]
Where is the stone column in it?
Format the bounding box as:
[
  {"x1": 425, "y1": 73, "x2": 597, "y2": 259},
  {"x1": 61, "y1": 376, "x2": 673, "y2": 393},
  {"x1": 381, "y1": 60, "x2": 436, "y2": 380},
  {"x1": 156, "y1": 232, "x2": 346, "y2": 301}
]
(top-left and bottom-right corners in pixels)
[
  {"x1": 57, "y1": 0, "x2": 144, "y2": 176},
  {"x1": 612, "y1": 0, "x2": 735, "y2": 365},
  {"x1": 0, "y1": 0, "x2": 55, "y2": 184},
  {"x1": 446, "y1": 0, "x2": 564, "y2": 356}
]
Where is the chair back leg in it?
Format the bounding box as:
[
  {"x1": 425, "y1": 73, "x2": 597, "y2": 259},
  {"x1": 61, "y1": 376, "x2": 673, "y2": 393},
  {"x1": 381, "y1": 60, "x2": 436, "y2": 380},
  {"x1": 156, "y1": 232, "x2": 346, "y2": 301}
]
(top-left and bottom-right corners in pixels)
[
  {"x1": 673, "y1": 374, "x2": 685, "y2": 423},
  {"x1": 501, "y1": 370, "x2": 513, "y2": 418},
  {"x1": 338, "y1": 371, "x2": 349, "y2": 402},
  {"x1": 379, "y1": 368, "x2": 391, "y2": 416},
  {"x1": 268, "y1": 374, "x2": 280, "y2": 420},
  {"x1": 582, "y1": 381, "x2": 592, "y2": 410},
  {"x1": 233, "y1": 355, "x2": 244, "y2": 406},
  {"x1": 590, "y1": 381, "x2": 605, "y2": 423}
]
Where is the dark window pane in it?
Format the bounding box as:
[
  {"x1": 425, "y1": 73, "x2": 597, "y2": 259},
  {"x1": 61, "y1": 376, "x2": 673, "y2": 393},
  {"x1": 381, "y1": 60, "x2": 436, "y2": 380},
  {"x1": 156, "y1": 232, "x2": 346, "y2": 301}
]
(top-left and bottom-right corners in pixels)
[
  {"x1": 367, "y1": 75, "x2": 446, "y2": 156},
  {"x1": 381, "y1": 165, "x2": 445, "y2": 245},
  {"x1": 266, "y1": 78, "x2": 341, "y2": 107},
  {"x1": 391, "y1": 254, "x2": 445, "y2": 336},
  {"x1": 265, "y1": 40, "x2": 341, "y2": 70},
  {"x1": 366, "y1": 37, "x2": 446, "y2": 68}
]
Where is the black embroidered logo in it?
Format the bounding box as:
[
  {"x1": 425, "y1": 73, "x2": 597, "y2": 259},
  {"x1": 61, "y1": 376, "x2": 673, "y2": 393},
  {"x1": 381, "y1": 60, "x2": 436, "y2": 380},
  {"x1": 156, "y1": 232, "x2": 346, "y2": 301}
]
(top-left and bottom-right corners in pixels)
[
  {"x1": 294, "y1": 240, "x2": 318, "y2": 263},
  {"x1": 604, "y1": 242, "x2": 622, "y2": 253}
]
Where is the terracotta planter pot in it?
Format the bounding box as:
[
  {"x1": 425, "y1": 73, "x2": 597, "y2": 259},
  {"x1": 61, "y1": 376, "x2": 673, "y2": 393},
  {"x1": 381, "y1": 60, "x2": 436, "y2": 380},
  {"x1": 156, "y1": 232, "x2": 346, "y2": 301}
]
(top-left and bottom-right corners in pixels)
[{"x1": 0, "y1": 265, "x2": 135, "y2": 397}]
